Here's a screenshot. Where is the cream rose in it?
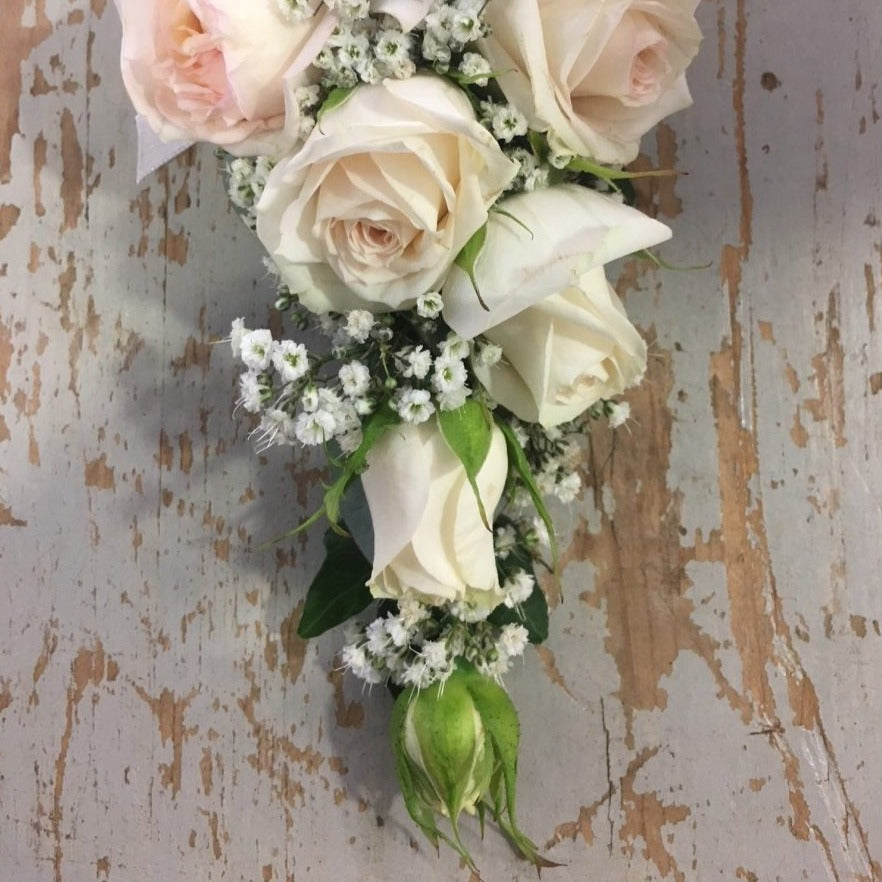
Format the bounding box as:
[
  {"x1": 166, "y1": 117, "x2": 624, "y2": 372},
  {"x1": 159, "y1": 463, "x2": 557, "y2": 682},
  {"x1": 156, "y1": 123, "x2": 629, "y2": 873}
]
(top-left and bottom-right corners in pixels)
[
  {"x1": 370, "y1": 0, "x2": 434, "y2": 30},
  {"x1": 481, "y1": 0, "x2": 701, "y2": 164},
  {"x1": 361, "y1": 420, "x2": 507, "y2": 612},
  {"x1": 474, "y1": 267, "x2": 646, "y2": 427},
  {"x1": 441, "y1": 184, "x2": 671, "y2": 339},
  {"x1": 115, "y1": 0, "x2": 335, "y2": 154},
  {"x1": 255, "y1": 76, "x2": 518, "y2": 314}
]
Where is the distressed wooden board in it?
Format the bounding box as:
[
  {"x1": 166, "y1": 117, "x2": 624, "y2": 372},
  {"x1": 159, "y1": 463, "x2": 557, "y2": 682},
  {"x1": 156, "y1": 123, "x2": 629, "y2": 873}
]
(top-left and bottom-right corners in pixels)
[{"x1": 2, "y1": 2, "x2": 881, "y2": 880}]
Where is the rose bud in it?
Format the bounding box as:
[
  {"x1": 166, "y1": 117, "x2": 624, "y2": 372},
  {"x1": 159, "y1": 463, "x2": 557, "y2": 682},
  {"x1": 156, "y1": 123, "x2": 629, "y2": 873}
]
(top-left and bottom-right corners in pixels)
[{"x1": 389, "y1": 664, "x2": 556, "y2": 872}]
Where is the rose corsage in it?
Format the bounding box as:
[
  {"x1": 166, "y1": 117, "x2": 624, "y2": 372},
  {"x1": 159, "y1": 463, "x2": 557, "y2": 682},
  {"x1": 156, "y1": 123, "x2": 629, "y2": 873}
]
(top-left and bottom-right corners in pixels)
[{"x1": 114, "y1": 0, "x2": 701, "y2": 870}]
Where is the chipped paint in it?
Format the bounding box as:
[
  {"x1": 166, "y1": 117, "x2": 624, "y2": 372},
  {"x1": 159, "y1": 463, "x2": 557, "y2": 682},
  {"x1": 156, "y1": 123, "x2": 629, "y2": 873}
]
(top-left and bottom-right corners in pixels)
[{"x1": 3, "y1": 3, "x2": 882, "y2": 880}]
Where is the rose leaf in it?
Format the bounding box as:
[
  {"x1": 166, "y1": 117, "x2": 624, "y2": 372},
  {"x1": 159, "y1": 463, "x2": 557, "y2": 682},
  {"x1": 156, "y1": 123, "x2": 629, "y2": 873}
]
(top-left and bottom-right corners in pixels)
[
  {"x1": 437, "y1": 402, "x2": 493, "y2": 530},
  {"x1": 296, "y1": 529, "x2": 373, "y2": 638},
  {"x1": 453, "y1": 223, "x2": 489, "y2": 311}
]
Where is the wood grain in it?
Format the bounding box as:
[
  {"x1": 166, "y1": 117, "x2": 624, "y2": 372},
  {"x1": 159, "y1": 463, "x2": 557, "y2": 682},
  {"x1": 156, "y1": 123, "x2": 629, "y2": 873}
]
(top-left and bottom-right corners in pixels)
[{"x1": 2, "y1": 2, "x2": 881, "y2": 880}]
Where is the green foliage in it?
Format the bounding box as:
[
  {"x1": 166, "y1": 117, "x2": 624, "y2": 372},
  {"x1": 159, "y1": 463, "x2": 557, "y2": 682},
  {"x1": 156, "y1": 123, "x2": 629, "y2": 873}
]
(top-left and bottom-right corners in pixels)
[
  {"x1": 453, "y1": 223, "x2": 489, "y2": 310},
  {"x1": 296, "y1": 529, "x2": 373, "y2": 638},
  {"x1": 316, "y1": 86, "x2": 356, "y2": 124},
  {"x1": 438, "y1": 401, "x2": 494, "y2": 529}
]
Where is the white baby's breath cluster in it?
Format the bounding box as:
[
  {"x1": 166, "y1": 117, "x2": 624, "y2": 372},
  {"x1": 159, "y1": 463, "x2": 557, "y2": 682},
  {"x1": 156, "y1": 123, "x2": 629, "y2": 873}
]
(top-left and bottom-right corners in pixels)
[
  {"x1": 341, "y1": 597, "x2": 530, "y2": 689},
  {"x1": 221, "y1": 0, "x2": 652, "y2": 705},
  {"x1": 229, "y1": 288, "x2": 500, "y2": 451},
  {"x1": 225, "y1": 156, "x2": 275, "y2": 229}
]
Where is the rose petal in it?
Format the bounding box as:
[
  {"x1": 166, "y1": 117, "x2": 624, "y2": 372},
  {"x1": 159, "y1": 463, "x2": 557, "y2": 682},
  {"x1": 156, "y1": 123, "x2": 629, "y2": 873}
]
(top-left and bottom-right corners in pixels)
[{"x1": 442, "y1": 185, "x2": 671, "y2": 339}]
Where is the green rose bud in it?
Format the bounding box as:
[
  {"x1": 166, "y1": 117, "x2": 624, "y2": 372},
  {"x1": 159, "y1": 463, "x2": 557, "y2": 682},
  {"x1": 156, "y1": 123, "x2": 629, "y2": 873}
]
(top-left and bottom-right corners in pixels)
[{"x1": 389, "y1": 663, "x2": 555, "y2": 872}]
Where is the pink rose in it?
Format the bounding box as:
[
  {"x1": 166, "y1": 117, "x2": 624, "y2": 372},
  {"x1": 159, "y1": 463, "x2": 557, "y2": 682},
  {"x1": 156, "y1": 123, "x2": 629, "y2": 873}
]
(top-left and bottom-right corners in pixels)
[
  {"x1": 256, "y1": 76, "x2": 517, "y2": 314},
  {"x1": 115, "y1": 0, "x2": 335, "y2": 154},
  {"x1": 481, "y1": 0, "x2": 701, "y2": 165}
]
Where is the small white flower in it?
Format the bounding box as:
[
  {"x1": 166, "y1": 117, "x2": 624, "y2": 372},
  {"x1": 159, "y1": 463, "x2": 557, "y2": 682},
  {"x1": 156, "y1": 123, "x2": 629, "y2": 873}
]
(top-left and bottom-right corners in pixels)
[
  {"x1": 339, "y1": 361, "x2": 370, "y2": 398},
  {"x1": 401, "y1": 346, "x2": 432, "y2": 380},
  {"x1": 530, "y1": 517, "x2": 551, "y2": 551},
  {"x1": 554, "y1": 472, "x2": 582, "y2": 504},
  {"x1": 293, "y1": 84, "x2": 321, "y2": 110},
  {"x1": 490, "y1": 104, "x2": 528, "y2": 143},
  {"x1": 237, "y1": 371, "x2": 265, "y2": 414},
  {"x1": 450, "y1": 12, "x2": 483, "y2": 44},
  {"x1": 229, "y1": 317, "x2": 248, "y2": 358},
  {"x1": 478, "y1": 655, "x2": 512, "y2": 681},
  {"x1": 385, "y1": 615, "x2": 409, "y2": 648},
  {"x1": 327, "y1": 0, "x2": 370, "y2": 18},
  {"x1": 365, "y1": 618, "x2": 389, "y2": 656},
  {"x1": 436, "y1": 386, "x2": 470, "y2": 411},
  {"x1": 416, "y1": 291, "x2": 443, "y2": 319},
  {"x1": 502, "y1": 571, "x2": 535, "y2": 608},
  {"x1": 474, "y1": 341, "x2": 502, "y2": 367},
  {"x1": 272, "y1": 339, "x2": 310, "y2": 383},
  {"x1": 338, "y1": 428, "x2": 363, "y2": 454},
  {"x1": 459, "y1": 51, "x2": 491, "y2": 86},
  {"x1": 432, "y1": 353, "x2": 468, "y2": 394},
  {"x1": 421, "y1": 31, "x2": 452, "y2": 66},
  {"x1": 421, "y1": 639, "x2": 451, "y2": 671},
  {"x1": 439, "y1": 333, "x2": 470, "y2": 360},
  {"x1": 375, "y1": 29, "x2": 411, "y2": 62},
  {"x1": 294, "y1": 409, "x2": 337, "y2": 445},
  {"x1": 344, "y1": 309, "x2": 375, "y2": 343},
  {"x1": 240, "y1": 329, "x2": 274, "y2": 371},
  {"x1": 276, "y1": 0, "x2": 314, "y2": 23},
  {"x1": 394, "y1": 387, "x2": 435, "y2": 424},
  {"x1": 494, "y1": 524, "x2": 517, "y2": 558},
  {"x1": 253, "y1": 408, "x2": 296, "y2": 451},
  {"x1": 397, "y1": 597, "x2": 429, "y2": 630},
  {"x1": 448, "y1": 599, "x2": 490, "y2": 623},
  {"x1": 300, "y1": 386, "x2": 319, "y2": 412},
  {"x1": 497, "y1": 623, "x2": 529, "y2": 659},
  {"x1": 400, "y1": 660, "x2": 434, "y2": 689},
  {"x1": 341, "y1": 643, "x2": 384, "y2": 684},
  {"x1": 608, "y1": 401, "x2": 632, "y2": 429}
]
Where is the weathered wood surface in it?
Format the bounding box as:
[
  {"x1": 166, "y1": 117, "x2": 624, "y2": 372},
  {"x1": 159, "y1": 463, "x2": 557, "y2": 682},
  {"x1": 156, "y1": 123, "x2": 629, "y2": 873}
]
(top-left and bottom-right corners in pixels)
[{"x1": 3, "y1": 2, "x2": 881, "y2": 880}]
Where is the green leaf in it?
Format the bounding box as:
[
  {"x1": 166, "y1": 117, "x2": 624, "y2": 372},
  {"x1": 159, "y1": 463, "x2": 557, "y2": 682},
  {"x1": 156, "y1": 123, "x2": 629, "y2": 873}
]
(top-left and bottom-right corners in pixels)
[
  {"x1": 487, "y1": 583, "x2": 549, "y2": 644},
  {"x1": 490, "y1": 207, "x2": 533, "y2": 239},
  {"x1": 438, "y1": 402, "x2": 493, "y2": 530},
  {"x1": 566, "y1": 155, "x2": 679, "y2": 192},
  {"x1": 637, "y1": 249, "x2": 713, "y2": 272},
  {"x1": 324, "y1": 404, "x2": 400, "y2": 527},
  {"x1": 389, "y1": 691, "x2": 442, "y2": 850},
  {"x1": 296, "y1": 529, "x2": 373, "y2": 638},
  {"x1": 462, "y1": 667, "x2": 560, "y2": 869},
  {"x1": 316, "y1": 86, "x2": 356, "y2": 124},
  {"x1": 271, "y1": 405, "x2": 399, "y2": 547},
  {"x1": 338, "y1": 477, "x2": 374, "y2": 561},
  {"x1": 496, "y1": 420, "x2": 558, "y2": 570},
  {"x1": 453, "y1": 223, "x2": 489, "y2": 310}
]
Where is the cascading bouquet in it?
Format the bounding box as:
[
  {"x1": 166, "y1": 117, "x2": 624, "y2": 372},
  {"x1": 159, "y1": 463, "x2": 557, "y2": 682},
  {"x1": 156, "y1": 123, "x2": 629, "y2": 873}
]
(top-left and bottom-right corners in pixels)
[{"x1": 115, "y1": 0, "x2": 701, "y2": 870}]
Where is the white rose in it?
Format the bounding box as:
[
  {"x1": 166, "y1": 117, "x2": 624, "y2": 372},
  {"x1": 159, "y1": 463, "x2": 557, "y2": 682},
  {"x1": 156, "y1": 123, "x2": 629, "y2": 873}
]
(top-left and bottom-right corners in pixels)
[
  {"x1": 441, "y1": 184, "x2": 671, "y2": 339},
  {"x1": 255, "y1": 76, "x2": 518, "y2": 314},
  {"x1": 115, "y1": 0, "x2": 336, "y2": 154},
  {"x1": 370, "y1": 0, "x2": 433, "y2": 30},
  {"x1": 473, "y1": 267, "x2": 646, "y2": 427},
  {"x1": 361, "y1": 421, "x2": 507, "y2": 612},
  {"x1": 481, "y1": 0, "x2": 701, "y2": 164}
]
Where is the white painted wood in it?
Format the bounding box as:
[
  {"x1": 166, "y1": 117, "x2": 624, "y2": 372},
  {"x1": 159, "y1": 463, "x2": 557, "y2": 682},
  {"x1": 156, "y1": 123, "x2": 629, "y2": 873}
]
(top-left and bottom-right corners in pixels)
[{"x1": 2, "y1": 2, "x2": 880, "y2": 880}]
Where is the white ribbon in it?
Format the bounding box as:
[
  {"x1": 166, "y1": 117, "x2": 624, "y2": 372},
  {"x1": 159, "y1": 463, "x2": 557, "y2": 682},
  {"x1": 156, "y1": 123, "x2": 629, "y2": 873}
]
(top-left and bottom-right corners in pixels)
[{"x1": 135, "y1": 115, "x2": 193, "y2": 183}]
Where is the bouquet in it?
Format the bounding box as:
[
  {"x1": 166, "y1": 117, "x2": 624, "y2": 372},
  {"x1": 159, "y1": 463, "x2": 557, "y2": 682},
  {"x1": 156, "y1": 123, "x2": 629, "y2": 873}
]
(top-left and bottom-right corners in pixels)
[{"x1": 115, "y1": 0, "x2": 701, "y2": 870}]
